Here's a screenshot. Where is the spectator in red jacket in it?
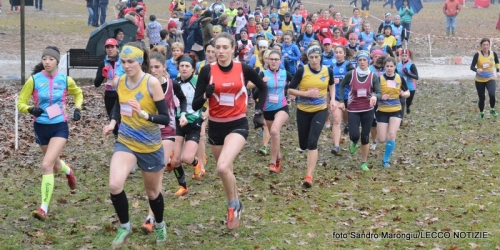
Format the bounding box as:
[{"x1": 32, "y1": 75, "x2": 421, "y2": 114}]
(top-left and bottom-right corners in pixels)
[{"x1": 442, "y1": 0, "x2": 461, "y2": 37}]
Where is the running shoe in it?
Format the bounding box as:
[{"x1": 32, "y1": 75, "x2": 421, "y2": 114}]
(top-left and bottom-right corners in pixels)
[
  {"x1": 360, "y1": 162, "x2": 369, "y2": 171},
  {"x1": 302, "y1": 175, "x2": 313, "y2": 188},
  {"x1": 275, "y1": 158, "x2": 282, "y2": 172},
  {"x1": 406, "y1": 107, "x2": 411, "y2": 114},
  {"x1": 32, "y1": 208, "x2": 47, "y2": 221},
  {"x1": 258, "y1": 146, "x2": 269, "y2": 156},
  {"x1": 166, "y1": 153, "x2": 174, "y2": 172},
  {"x1": 349, "y1": 142, "x2": 357, "y2": 154},
  {"x1": 480, "y1": 112, "x2": 485, "y2": 119},
  {"x1": 141, "y1": 218, "x2": 154, "y2": 234},
  {"x1": 324, "y1": 119, "x2": 331, "y2": 129},
  {"x1": 370, "y1": 142, "x2": 378, "y2": 150},
  {"x1": 66, "y1": 163, "x2": 76, "y2": 190},
  {"x1": 269, "y1": 163, "x2": 279, "y2": 173},
  {"x1": 382, "y1": 161, "x2": 391, "y2": 168},
  {"x1": 227, "y1": 201, "x2": 243, "y2": 230},
  {"x1": 491, "y1": 109, "x2": 498, "y2": 117},
  {"x1": 331, "y1": 146, "x2": 341, "y2": 156},
  {"x1": 193, "y1": 158, "x2": 203, "y2": 180},
  {"x1": 175, "y1": 186, "x2": 188, "y2": 196},
  {"x1": 111, "y1": 228, "x2": 132, "y2": 249},
  {"x1": 155, "y1": 225, "x2": 167, "y2": 245}
]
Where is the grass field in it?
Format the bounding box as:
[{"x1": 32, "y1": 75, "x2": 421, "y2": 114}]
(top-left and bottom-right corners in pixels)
[
  {"x1": 1, "y1": 79, "x2": 500, "y2": 249},
  {"x1": 1, "y1": 0, "x2": 500, "y2": 249}
]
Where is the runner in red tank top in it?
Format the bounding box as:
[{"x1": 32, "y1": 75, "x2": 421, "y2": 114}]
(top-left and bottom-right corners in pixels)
[{"x1": 192, "y1": 33, "x2": 268, "y2": 230}]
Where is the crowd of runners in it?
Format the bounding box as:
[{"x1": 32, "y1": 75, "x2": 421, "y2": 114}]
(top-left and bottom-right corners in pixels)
[{"x1": 18, "y1": 0, "x2": 500, "y2": 248}]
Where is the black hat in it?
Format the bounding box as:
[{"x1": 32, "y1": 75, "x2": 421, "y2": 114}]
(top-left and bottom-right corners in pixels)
[{"x1": 284, "y1": 12, "x2": 291, "y2": 17}]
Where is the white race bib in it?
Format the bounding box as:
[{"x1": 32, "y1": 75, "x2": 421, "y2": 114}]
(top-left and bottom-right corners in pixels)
[
  {"x1": 46, "y1": 104, "x2": 62, "y2": 119},
  {"x1": 483, "y1": 62, "x2": 490, "y2": 69},
  {"x1": 120, "y1": 103, "x2": 133, "y2": 117},
  {"x1": 387, "y1": 80, "x2": 397, "y2": 88},
  {"x1": 269, "y1": 94, "x2": 279, "y2": 103},
  {"x1": 220, "y1": 93, "x2": 235, "y2": 106},
  {"x1": 357, "y1": 89, "x2": 367, "y2": 97}
]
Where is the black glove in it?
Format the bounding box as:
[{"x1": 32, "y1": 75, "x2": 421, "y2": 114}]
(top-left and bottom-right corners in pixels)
[
  {"x1": 73, "y1": 108, "x2": 81, "y2": 121},
  {"x1": 205, "y1": 84, "x2": 215, "y2": 98},
  {"x1": 194, "y1": 116, "x2": 204, "y2": 129},
  {"x1": 253, "y1": 111, "x2": 264, "y2": 129},
  {"x1": 28, "y1": 107, "x2": 44, "y2": 117}
]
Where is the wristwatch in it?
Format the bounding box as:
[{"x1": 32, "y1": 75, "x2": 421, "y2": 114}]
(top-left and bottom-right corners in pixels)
[{"x1": 140, "y1": 110, "x2": 148, "y2": 119}]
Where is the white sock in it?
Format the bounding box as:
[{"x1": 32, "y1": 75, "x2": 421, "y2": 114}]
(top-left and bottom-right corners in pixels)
[
  {"x1": 146, "y1": 215, "x2": 155, "y2": 222},
  {"x1": 40, "y1": 204, "x2": 48, "y2": 213},
  {"x1": 120, "y1": 222, "x2": 131, "y2": 231},
  {"x1": 155, "y1": 221, "x2": 165, "y2": 229}
]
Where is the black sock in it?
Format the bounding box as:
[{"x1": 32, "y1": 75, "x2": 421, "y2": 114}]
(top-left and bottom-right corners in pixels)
[
  {"x1": 192, "y1": 158, "x2": 198, "y2": 166},
  {"x1": 110, "y1": 190, "x2": 129, "y2": 224},
  {"x1": 148, "y1": 193, "x2": 164, "y2": 223},
  {"x1": 174, "y1": 165, "x2": 187, "y2": 189}
]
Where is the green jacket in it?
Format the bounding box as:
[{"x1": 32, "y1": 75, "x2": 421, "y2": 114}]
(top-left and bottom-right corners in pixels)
[{"x1": 398, "y1": 6, "x2": 414, "y2": 23}]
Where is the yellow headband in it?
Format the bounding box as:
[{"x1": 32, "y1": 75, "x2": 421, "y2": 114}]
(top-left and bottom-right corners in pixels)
[{"x1": 120, "y1": 45, "x2": 144, "y2": 64}]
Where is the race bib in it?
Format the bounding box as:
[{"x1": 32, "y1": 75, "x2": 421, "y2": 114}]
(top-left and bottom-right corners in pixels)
[
  {"x1": 220, "y1": 93, "x2": 235, "y2": 106},
  {"x1": 387, "y1": 80, "x2": 397, "y2": 88},
  {"x1": 269, "y1": 94, "x2": 279, "y2": 103},
  {"x1": 354, "y1": 28, "x2": 360, "y2": 33},
  {"x1": 323, "y1": 28, "x2": 328, "y2": 33},
  {"x1": 120, "y1": 103, "x2": 133, "y2": 117},
  {"x1": 357, "y1": 89, "x2": 367, "y2": 97},
  {"x1": 46, "y1": 104, "x2": 62, "y2": 119},
  {"x1": 395, "y1": 35, "x2": 400, "y2": 39},
  {"x1": 483, "y1": 62, "x2": 490, "y2": 69}
]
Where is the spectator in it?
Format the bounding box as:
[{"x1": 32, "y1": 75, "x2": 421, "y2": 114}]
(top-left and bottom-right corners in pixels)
[
  {"x1": 147, "y1": 15, "x2": 163, "y2": 49},
  {"x1": 377, "y1": 12, "x2": 393, "y2": 34},
  {"x1": 35, "y1": 0, "x2": 43, "y2": 10},
  {"x1": 92, "y1": 0, "x2": 100, "y2": 27},
  {"x1": 167, "y1": 20, "x2": 184, "y2": 44},
  {"x1": 442, "y1": 0, "x2": 461, "y2": 37},
  {"x1": 123, "y1": 0, "x2": 137, "y2": 15},
  {"x1": 114, "y1": 28, "x2": 125, "y2": 51},
  {"x1": 398, "y1": 0, "x2": 414, "y2": 42},
  {"x1": 99, "y1": 0, "x2": 109, "y2": 26},
  {"x1": 86, "y1": 0, "x2": 94, "y2": 26},
  {"x1": 174, "y1": 0, "x2": 187, "y2": 13},
  {"x1": 209, "y1": 0, "x2": 225, "y2": 17},
  {"x1": 158, "y1": 29, "x2": 173, "y2": 59},
  {"x1": 200, "y1": 10, "x2": 214, "y2": 46}
]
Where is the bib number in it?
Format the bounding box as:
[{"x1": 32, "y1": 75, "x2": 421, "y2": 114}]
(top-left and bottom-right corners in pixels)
[
  {"x1": 220, "y1": 93, "x2": 235, "y2": 106},
  {"x1": 46, "y1": 104, "x2": 62, "y2": 119},
  {"x1": 269, "y1": 94, "x2": 279, "y2": 103},
  {"x1": 120, "y1": 103, "x2": 133, "y2": 117},
  {"x1": 387, "y1": 80, "x2": 397, "y2": 88},
  {"x1": 483, "y1": 62, "x2": 490, "y2": 69},
  {"x1": 357, "y1": 89, "x2": 367, "y2": 97}
]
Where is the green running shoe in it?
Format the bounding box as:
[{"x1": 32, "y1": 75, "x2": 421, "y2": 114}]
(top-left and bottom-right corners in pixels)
[
  {"x1": 480, "y1": 112, "x2": 485, "y2": 119},
  {"x1": 491, "y1": 109, "x2": 498, "y2": 117},
  {"x1": 349, "y1": 142, "x2": 357, "y2": 154},
  {"x1": 111, "y1": 228, "x2": 132, "y2": 249},
  {"x1": 155, "y1": 225, "x2": 167, "y2": 245},
  {"x1": 360, "y1": 162, "x2": 369, "y2": 171},
  {"x1": 258, "y1": 146, "x2": 269, "y2": 156}
]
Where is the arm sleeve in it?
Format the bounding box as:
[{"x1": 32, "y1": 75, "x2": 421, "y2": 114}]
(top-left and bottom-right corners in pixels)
[
  {"x1": 408, "y1": 64, "x2": 419, "y2": 80},
  {"x1": 288, "y1": 66, "x2": 304, "y2": 90},
  {"x1": 372, "y1": 75, "x2": 382, "y2": 100},
  {"x1": 192, "y1": 65, "x2": 210, "y2": 111},
  {"x1": 296, "y1": 34, "x2": 303, "y2": 47},
  {"x1": 94, "y1": 61, "x2": 106, "y2": 87},
  {"x1": 111, "y1": 99, "x2": 121, "y2": 122},
  {"x1": 339, "y1": 71, "x2": 353, "y2": 102},
  {"x1": 470, "y1": 53, "x2": 479, "y2": 72},
  {"x1": 377, "y1": 23, "x2": 383, "y2": 34},
  {"x1": 67, "y1": 77, "x2": 83, "y2": 109},
  {"x1": 173, "y1": 80, "x2": 188, "y2": 113},
  {"x1": 292, "y1": 22, "x2": 297, "y2": 31},
  {"x1": 18, "y1": 77, "x2": 35, "y2": 113},
  {"x1": 147, "y1": 99, "x2": 170, "y2": 125},
  {"x1": 495, "y1": 52, "x2": 500, "y2": 72},
  {"x1": 328, "y1": 68, "x2": 334, "y2": 86},
  {"x1": 400, "y1": 76, "x2": 408, "y2": 92},
  {"x1": 243, "y1": 64, "x2": 267, "y2": 111}
]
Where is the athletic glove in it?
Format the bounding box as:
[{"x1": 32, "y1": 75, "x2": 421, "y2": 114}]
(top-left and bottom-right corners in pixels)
[
  {"x1": 194, "y1": 116, "x2": 204, "y2": 129},
  {"x1": 205, "y1": 84, "x2": 215, "y2": 98},
  {"x1": 403, "y1": 68, "x2": 418, "y2": 80},
  {"x1": 253, "y1": 110, "x2": 264, "y2": 129},
  {"x1": 73, "y1": 108, "x2": 81, "y2": 121},
  {"x1": 28, "y1": 107, "x2": 44, "y2": 117}
]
